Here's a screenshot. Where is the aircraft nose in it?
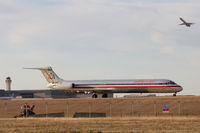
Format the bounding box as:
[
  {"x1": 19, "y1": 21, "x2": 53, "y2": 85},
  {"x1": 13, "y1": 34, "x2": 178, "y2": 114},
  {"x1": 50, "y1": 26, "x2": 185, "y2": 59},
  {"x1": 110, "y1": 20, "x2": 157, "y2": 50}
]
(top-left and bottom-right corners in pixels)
[{"x1": 178, "y1": 86, "x2": 183, "y2": 92}]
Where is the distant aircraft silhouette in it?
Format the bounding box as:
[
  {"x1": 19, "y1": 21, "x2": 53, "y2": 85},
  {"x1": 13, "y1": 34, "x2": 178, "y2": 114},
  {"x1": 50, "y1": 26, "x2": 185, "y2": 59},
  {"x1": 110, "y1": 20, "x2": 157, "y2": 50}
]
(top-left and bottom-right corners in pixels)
[{"x1": 179, "y1": 17, "x2": 194, "y2": 27}]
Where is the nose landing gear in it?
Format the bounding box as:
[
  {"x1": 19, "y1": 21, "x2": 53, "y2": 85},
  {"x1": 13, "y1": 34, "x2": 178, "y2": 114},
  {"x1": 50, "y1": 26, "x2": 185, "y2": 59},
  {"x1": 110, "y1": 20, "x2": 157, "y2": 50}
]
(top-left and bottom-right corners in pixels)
[{"x1": 173, "y1": 93, "x2": 177, "y2": 96}]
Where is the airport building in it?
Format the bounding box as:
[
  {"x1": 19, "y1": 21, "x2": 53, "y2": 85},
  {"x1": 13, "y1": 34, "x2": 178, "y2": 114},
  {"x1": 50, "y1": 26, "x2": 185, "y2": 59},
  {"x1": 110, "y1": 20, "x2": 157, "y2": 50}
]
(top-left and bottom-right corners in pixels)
[
  {"x1": 0, "y1": 89, "x2": 114, "y2": 99},
  {"x1": 0, "y1": 77, "x2": 113, "y2": 99},
  {"x1": 0, "y1": 89, "x2": 77, "y2": 99}
]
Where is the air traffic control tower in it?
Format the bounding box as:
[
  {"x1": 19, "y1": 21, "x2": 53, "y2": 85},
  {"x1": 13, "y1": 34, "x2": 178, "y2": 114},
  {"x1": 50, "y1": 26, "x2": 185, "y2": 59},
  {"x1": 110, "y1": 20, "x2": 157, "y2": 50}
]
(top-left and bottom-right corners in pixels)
[{"x1": 5, "y1": 77, "x2": 12, "y2": 91}]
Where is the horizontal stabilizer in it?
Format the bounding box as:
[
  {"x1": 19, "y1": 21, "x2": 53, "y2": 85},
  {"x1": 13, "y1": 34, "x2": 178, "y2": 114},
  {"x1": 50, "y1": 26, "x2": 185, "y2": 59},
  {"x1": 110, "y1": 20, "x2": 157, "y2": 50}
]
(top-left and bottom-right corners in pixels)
[
  {"x1": 23, "y1": 67, "x2": 52, "y2": 70},
  {"x1": 24, "y1": 66, "x2": 63, "y2": 83}
]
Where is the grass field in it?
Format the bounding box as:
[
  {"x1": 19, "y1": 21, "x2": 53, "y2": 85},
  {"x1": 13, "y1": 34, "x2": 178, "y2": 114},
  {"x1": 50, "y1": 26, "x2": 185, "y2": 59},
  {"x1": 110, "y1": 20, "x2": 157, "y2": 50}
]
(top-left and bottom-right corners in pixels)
[
  {"x1": 1, "y1": 97, "x2": 200, "y2": 132},
  {"x1": 0, "y1": 117, "x2": 200, "y2": 133},
  {"x1": 1, "y1": 96, "x2": 200, "y2": 118}
]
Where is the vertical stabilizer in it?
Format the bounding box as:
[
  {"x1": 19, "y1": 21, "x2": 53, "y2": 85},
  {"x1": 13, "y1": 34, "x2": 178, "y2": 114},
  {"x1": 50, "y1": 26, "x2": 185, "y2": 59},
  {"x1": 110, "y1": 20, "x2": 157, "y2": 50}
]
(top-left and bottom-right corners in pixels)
[{"x1": 24, "y1": 67, "x2": 63, "y2": 83}]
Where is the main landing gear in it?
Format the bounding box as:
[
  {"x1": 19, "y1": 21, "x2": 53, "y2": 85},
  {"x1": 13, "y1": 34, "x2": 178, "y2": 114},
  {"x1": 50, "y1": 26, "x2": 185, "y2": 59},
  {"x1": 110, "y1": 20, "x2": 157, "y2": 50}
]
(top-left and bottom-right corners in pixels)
[
  {"x1": 92, "y1": 93, "x2": 108, "y2": 98},
  {"x1": 92, "y1": 94, "x2": 98, "y2": 98},
  {"x1": 102, "y1": 94, "x2": 108, "y2": 98}
]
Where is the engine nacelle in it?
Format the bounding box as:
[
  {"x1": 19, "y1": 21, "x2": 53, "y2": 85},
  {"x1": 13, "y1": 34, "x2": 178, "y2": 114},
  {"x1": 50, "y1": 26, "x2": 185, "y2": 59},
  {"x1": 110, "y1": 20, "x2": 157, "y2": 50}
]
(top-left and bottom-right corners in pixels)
[{"x1": 46, "y1": 82, "x2": 74, "y2": 89}]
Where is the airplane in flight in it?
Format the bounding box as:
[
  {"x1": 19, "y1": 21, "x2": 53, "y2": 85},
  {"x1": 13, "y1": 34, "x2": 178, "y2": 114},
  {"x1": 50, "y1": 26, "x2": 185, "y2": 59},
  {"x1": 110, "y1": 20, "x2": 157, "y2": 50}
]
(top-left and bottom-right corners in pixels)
[
  {"x1": 179, "y1": 17, "x2": 194, "y2": 27},
  {"x1": 25, "y1": 67, "x2": 183, "y2": 98}
]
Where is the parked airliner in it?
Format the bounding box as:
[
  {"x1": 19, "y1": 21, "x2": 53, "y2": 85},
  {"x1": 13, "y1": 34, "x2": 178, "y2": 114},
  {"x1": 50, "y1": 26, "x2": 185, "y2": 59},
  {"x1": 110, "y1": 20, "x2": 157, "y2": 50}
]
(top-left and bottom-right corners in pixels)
[{"x1": 25, "y1": 67, "x2": 183, "y2": 98}]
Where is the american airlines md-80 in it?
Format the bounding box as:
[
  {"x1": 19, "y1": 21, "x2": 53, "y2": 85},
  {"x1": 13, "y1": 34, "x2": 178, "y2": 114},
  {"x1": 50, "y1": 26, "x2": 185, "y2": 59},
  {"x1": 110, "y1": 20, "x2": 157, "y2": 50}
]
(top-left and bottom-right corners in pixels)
[{"x1": 25, "y1": 67, "x2": 183, "y2": 98}]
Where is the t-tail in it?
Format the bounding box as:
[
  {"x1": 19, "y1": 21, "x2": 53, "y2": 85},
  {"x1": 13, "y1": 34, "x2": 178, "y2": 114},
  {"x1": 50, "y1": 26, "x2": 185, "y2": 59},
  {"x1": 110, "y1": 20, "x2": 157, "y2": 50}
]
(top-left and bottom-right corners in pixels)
[{"x1": 24, "y1": 67, "x2": 63, "y2": 83}]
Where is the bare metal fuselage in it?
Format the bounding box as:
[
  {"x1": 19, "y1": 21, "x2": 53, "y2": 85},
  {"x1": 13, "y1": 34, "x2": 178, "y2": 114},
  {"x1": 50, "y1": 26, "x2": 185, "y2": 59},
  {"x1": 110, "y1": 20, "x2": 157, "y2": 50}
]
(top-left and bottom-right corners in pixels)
[{"x1": 46, "y1": 79, "x2": 183, "y2": 94}]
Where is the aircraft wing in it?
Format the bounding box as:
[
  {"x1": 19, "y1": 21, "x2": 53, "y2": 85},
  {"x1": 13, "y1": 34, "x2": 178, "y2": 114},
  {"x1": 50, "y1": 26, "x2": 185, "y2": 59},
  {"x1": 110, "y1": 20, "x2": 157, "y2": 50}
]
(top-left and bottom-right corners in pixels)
[
  {"x1": 180, "y1": 17, "x2": 186, "y2": 23},
  {"x1": 188, "y1": 23, "x2": 194, "y2": 25}
]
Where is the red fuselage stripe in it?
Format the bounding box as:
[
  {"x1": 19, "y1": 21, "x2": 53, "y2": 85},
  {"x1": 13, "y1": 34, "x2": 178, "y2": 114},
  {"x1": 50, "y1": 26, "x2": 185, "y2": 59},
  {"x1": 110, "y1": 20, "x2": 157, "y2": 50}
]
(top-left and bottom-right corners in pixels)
[{"x1": 75, "y1": 85, "x2": 181, "y2": 89}]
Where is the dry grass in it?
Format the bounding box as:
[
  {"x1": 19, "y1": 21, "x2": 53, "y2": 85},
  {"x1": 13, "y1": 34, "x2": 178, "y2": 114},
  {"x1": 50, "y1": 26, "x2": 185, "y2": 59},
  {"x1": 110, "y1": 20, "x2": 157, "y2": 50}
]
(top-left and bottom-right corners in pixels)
[
  {"x1": 0, "y1": 117, "x2": 200, "y2": 133},
  {"x1": 0, "y1": 96, "x2": 200, "y2": 132},
  {"x1": 1, "y1": 96, "x2": 200, "y2": 118}
]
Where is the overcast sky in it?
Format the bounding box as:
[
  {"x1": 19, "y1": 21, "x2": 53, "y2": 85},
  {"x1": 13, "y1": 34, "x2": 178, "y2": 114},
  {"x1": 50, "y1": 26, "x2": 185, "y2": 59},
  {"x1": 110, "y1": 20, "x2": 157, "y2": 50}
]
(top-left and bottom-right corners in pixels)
[{"x1": 0, "y1": 0, "x2": 200, "y2": 95}]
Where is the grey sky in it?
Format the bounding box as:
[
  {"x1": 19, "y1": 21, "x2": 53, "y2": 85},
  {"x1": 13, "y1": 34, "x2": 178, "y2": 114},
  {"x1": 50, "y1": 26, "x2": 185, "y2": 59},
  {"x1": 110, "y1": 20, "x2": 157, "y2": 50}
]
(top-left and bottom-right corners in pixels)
[{"x1": 0, "y1": 0, "x2": 200, "y2": 95}]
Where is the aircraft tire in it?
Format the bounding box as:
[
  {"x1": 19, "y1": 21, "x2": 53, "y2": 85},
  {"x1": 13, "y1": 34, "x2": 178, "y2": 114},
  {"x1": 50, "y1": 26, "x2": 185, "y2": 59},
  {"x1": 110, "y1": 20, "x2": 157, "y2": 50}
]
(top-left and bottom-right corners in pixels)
[
  {"x1": 92, "y1": 94, "x2": 98, "y2": 98},
  {"x1": 102, "y1": 94, "x2": 108, "y2": 98},
  {"x1": 173, "y1": 93, "x2": 177, "y2": 96}
]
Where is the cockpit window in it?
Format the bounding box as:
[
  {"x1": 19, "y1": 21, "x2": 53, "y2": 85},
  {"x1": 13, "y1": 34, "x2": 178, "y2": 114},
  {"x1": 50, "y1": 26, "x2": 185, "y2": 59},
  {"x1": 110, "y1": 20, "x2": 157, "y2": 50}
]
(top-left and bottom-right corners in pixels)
[{"x1": 168, "y1": 81, "x2": 176, "y2": 84}]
